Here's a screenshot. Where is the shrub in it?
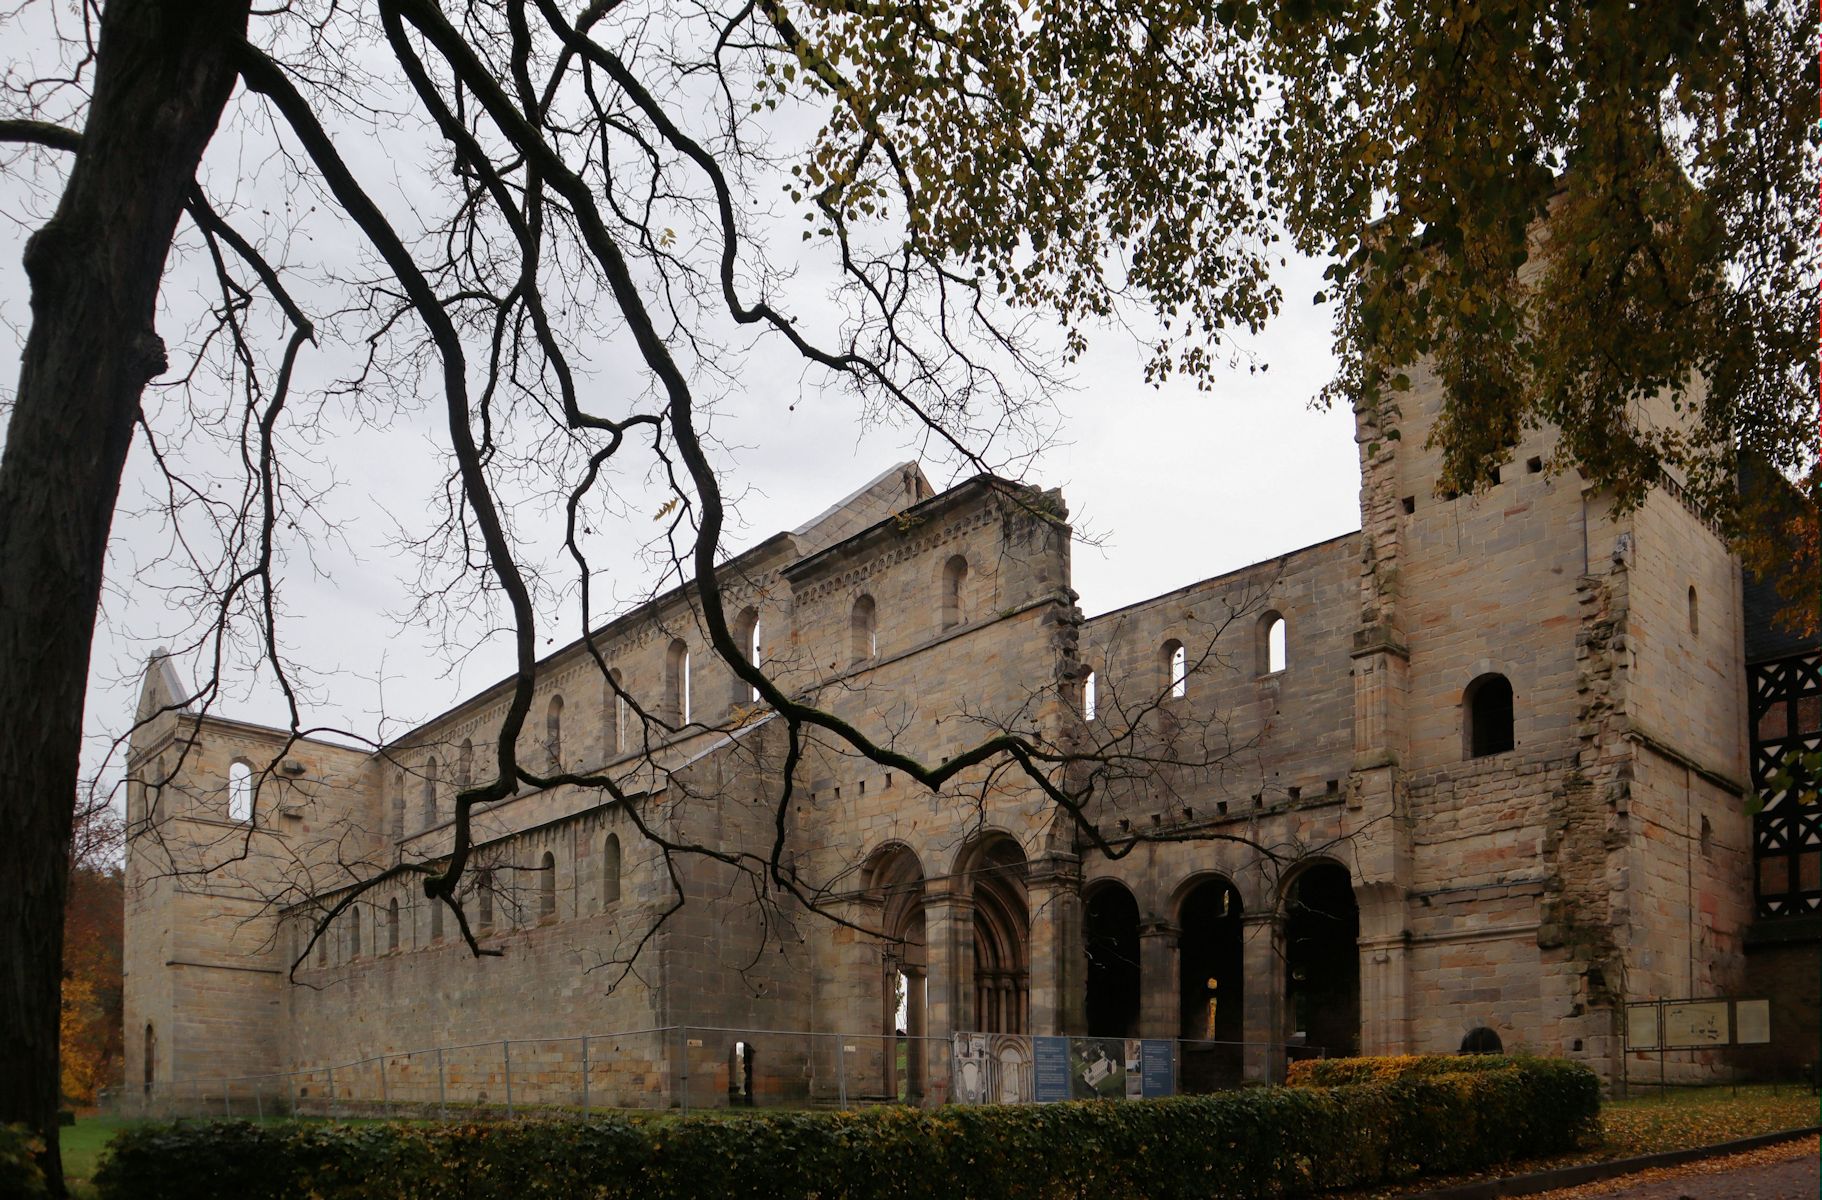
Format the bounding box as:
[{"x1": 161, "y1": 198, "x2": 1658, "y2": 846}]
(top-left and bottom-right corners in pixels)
[
  {"x1": 1288, "y1": 1053, "x2": 1526, "y2": 1088},
  {"x1": 0, "y1": 1123, "x2": 48, "y2": 1199},
  {"x1": 95, "y1": 1057, "x2": 1599, "y2": 1200}
]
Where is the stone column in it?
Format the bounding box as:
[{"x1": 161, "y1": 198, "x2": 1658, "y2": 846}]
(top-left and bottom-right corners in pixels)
[
  {"x1": 921, "y1": 884, "x2": 973, "y2": 1105},
  {"x1": 1241, "y1": 911, "x2": 1285, "y2": 1083},
  {"x1": 1137, "y1": 919, "x2": 1180, "y2": 1040},
  {"x1": 1356, "y1": 881, "x2": 1411, "y2": 1055},
  {"x1": 1026, "y1": 855, "x2": 1084, "y2": 1035}
]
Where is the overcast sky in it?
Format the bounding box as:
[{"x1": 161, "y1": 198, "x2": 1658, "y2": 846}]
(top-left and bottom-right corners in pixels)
[{"x1": 0, "y1": 11, "x2": 1362, "y2": 791}]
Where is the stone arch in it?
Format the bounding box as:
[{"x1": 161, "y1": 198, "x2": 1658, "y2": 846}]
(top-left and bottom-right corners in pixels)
[
  {"x1": 1281, "y1": 858, "x2": 1360, "y2": 1058},
  {"x1": 1082, "y1": 878, "x2": 1141, "y2": 1038},
  {"x1": 864, "y1": 842, "x2": 927, "y2": 1102},
  {"x1": 1175, "y1": 872, "x2": 1245, "y2": 1090},
  {"x1": 956, "y1": 833, "x2": 1029, "y2": 1035}
]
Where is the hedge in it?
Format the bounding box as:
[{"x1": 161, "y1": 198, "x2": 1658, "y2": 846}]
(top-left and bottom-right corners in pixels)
[
  {"x1": 0, "y1": 1123, "x2": 48, "y2": 1199},
  {"x1": 1287, "y1": 1053, "x2": 1536, "y2": 1088},
  {"x1": 95, "y1": 1058, "x2": 1599, "y2": 1200}
]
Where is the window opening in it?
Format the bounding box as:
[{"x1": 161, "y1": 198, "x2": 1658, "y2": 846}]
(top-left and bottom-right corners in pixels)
[
  {"x1": 602, "y1": 833, "x2": 622, "y2": 905},
  {"x1": 851, "y1": 594, "x2": 878, "y2": 663},
  {"x1": 477, "y1": 871, "x2": 494, "y2": 930},
  {"x1": 1687, "y1": 586, "x2": 1699, "y2": 635},
  {"x1": 387, "y1": 898, "x2": 400, "y2": 952},
  {"x1": 458, "y1": 739, "x2": 473, "y2": 786},
  {"x1": 1163, "y1": 640, "x2": 1188, "y2": 698},
  {"x1": 1083, "y1": 671, "x2": 1097, "y2": 721},
  {"x1": 1262, "y1": 613, "x2": 1287, "y2": 674},
  {"x1": 546, "y1": 694, "x2": 565, "y2": 770},
  {"x1": 227, "y1": 760, "x2": 253, "y2": 822},
  {"x1": 729, "y1": 1041, "x2": 755, "y2": 1106},
  {"x1": 940, "y1": 555, "x2": 968, "y2": 630},
  {"x1": 431, "y1": 897, "x2": 444, "y2": 941},
  {"x1": 422, "y1": 758, "x2": 439, "y2": 828},
  {"x1": 665, "y1": 639, "x2": 691, "y2": 725},
  {"x1": 1464, "y1": 673, "x2": 1516, "y2": 758},
  {"x1": 539, "y1": 850, "x2": 557, "y2": 918},
  {"x1": 349, "y1": 907, "x2": 362, "y2": 958}
]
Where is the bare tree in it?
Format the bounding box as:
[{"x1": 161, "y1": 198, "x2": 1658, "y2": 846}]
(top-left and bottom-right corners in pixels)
[{"x1": 1, "y1": 0, "x2": 1812, "y2": 1190}]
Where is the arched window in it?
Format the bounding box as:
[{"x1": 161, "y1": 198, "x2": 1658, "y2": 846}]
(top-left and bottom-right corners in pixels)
[
  {"x1": 348, "y1": 907, "x2": 362, "y2": 958},
  {"x1": 608, "y1": 668, "x2": 627, "y2": 755},
  {"x1": 227, "y1": 760, "x2": 253, "y2": 822},
  {"x1": 1464, "y1": 673, "x2": 1515, "y2": 758},
  {"x1": 422, "y1": 758, "x2": 439, "y2": 828},
  {"x1": 602, "y1": 833, "x2": 622, "y2": 905},
  {"x1": 940, "y1": 555, "x2": 968, "y2": 630},
  {"x1": 851, "y1": 594, "x2": 878, "y2": 663},
  {"x1": 539, "y1": 850, "x2": 557, "y2": 918},
  {"x1": 546, "y1": 694, "x2": 565, "y2": 770},
  {"x1": 143, "y1": 1023, "x2": 156, "y2": 1093},
  {"x1": 1687, "y1": 586, "x2": 1699, "y2": 635},
  {"x1": 390, "y1": 771, "x2": 405, "y2": 840},
  {"x1": 1162, "y1": 639, "x2": 1188, "y2": 699},
  {"x1": 477, "y1": 870, "x2": 494, "y2": 930},
  {"x1": 1083, "y1": 670, "x2": 1098, "y2": 722},
  {"x1": 457, "y1": 739, "x2": 473, "y2": 786},
  {"x1": 1259, "y1": 612, "x2": 1287, "y2": 675},
  {"x1": 733, "y1": 607, "x2": 762, "y2": 705},
  {"x1": 387, "y1": 897, "x2": 400, "y2": 952},
  {"x1": 665, "y1": 639, "x2": 691, "y2": 725}
]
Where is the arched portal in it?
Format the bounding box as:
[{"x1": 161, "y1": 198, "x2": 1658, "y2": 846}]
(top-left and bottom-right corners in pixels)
[
  {"x1": 1083, "y1": 881, "x2": 1140, "y2": 1038},
  {"x1": 1177, "y1": 875, "x2": 1244, "y2": 1091},
  {"x1": 867, "y1": 845, "x2": 926, "y2": 1103},
  {"x1": 1284, "y1": 861, "x2": 1360, "y2": 1058},
  {"x1": 966, "y1": 836, "x2": 1029, "y2": 1035}
]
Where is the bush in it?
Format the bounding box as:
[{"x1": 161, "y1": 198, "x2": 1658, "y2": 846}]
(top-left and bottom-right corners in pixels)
[
  {"x1": 0, "y1": 1122, "x2": 49, "y2": 1199},
  {"x1": 1288, "y1": 1053, "x2": 1530, "y2": 1088},
  {"x1": 95, "y1": 1057, "x2": 1600, "y2": 1200}
]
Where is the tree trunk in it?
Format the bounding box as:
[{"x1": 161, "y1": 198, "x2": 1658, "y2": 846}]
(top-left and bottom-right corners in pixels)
[{"x1": 0, "y1": 0, "x2": 250, "y2": 1190}]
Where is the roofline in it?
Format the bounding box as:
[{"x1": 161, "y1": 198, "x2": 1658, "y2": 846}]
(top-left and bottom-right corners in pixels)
[
  {"x1": 781, "y1": 473, "x2": 1052, "y2": 584},
  {"x1": 1083, "y1": 528, "x2": 1361, "y2": 625}
]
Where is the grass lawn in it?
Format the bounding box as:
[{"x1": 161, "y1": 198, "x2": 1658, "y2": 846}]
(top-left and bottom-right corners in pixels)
[{"x1": 59, "y1": 1115, "x2": 138, "y2": 1198}]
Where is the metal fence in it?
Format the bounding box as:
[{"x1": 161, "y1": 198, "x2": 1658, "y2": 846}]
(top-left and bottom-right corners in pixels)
[{"x1": 100, "y1": 1028, "x2": 1320, "y2": 1121}]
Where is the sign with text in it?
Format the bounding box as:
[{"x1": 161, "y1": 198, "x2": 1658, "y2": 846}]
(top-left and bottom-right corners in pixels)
[
  {"x1": 1624, "y1": 997, "x2": 1772, "y2": 1051},
  {"x1": 1661, "y1": 1000, "x2": 1730, "y2": 1049}
]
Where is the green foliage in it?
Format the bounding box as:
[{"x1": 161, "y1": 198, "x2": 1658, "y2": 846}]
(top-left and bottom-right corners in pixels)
[
  {"x1": 0, "y1": 1122, "x2": 49, "y2": 1199},
  {"x1": 1287, "y1": 1052, "x2": 1529, "y2": 1087},
  {"x1": 95, "y1": 1058, "x2": 1598, "y2": 1200}
]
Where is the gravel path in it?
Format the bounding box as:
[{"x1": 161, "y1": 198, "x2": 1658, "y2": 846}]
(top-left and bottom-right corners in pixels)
[{"x1": 1524, "y1": 1135, "x2": 1819, "y2": 1200}]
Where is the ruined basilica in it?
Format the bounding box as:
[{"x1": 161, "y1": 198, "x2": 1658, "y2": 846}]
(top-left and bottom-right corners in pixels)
[{"x1": 122, "y1": 359, "x2": 1821, "y2": 1108}]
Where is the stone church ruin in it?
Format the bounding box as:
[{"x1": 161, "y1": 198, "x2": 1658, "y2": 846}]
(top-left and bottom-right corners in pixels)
[{"x1": 121, "y1": 364, "x2": 1820, "y2": 1110}]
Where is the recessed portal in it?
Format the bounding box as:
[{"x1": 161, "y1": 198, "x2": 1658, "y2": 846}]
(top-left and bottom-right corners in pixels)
[
  {"x1": 1284, "y1": 862, "x2": 1360, "y2": 1058},
  {"x1": 1083, "y1": 882, "x2": 1141, "y2": 1038},
  {"x1": 1178, "y1": 876, "x2": 1244, "y2": 1091}
]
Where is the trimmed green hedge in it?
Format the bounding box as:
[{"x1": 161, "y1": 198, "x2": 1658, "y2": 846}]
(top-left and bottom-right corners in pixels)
[
  {"x1": 96, "y1": 1058, "x2": 1599, "y2": 1200},
  {"x1": 1287, "y1": 1053, "x2": 1534, "y2": 1088}
]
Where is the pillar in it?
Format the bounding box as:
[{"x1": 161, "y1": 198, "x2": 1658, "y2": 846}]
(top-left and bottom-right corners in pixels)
[
  {"x1": 1137, "y1": 919, "x2": 1180, "y2": 1040},
  {"x1": 921, "y1": 884, "x2": 973, "y2": 1105},
  {"x1": 1241, "y1": 911, "x2": 1285, "y2": 1083},
  {"x1": 1026, "y1": 855, "x2": 1084, "y2": 1035},
  {"x1": 1357, "y1": 881, "x2": 1411, "y2": 1055}
]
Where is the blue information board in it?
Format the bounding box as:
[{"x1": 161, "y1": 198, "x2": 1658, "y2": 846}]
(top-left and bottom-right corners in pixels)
[
  {"x1": 1032, "y1": 1036, "x2": 1072, "y2": 1103},
  {"x1": 1138, "y1": 1039, "x2": 1175, "y2": 1098}
]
